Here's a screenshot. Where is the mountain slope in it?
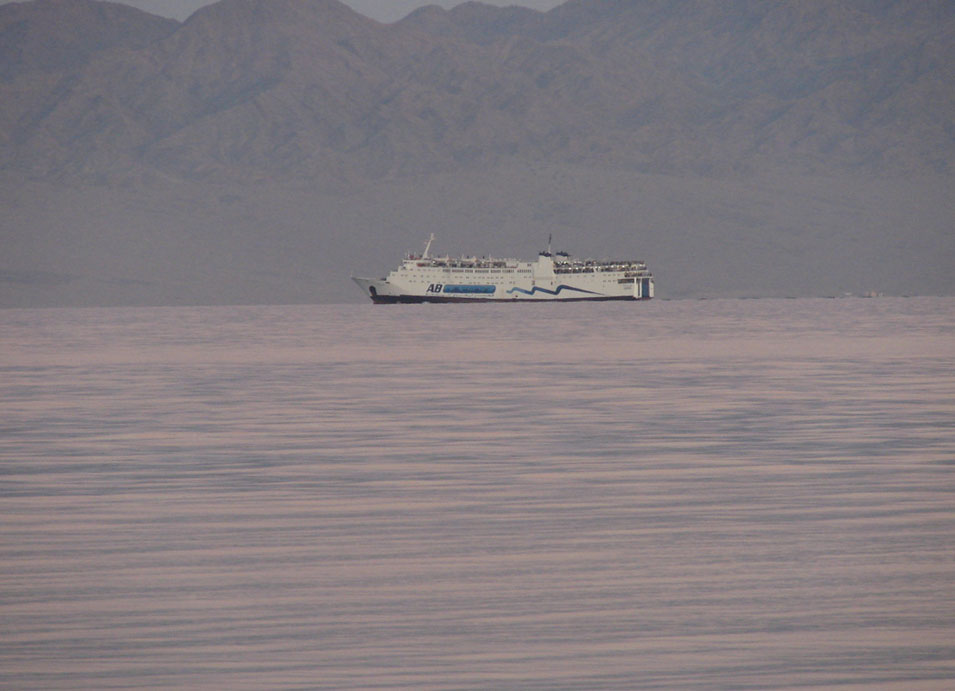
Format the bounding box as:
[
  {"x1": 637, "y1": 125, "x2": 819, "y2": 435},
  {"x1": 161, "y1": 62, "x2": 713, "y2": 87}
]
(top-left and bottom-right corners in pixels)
[
  {"x1": 1, "y1": 0, "x2": 952, "y2": 181},
  {"x1": 0, "y1": 0, "x2": 178, "y2": 156}
]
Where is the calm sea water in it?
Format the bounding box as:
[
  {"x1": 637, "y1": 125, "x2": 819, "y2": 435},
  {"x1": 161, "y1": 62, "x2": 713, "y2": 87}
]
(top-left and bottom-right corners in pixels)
[{"x1": 1, "y1": 298, "x2": 953, "y2": 689}]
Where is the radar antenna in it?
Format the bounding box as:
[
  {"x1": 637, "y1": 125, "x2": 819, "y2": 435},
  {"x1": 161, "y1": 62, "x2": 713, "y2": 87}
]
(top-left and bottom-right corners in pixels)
[{"x1": 422, "y1": 233, "x2": 435, "y2": 259}]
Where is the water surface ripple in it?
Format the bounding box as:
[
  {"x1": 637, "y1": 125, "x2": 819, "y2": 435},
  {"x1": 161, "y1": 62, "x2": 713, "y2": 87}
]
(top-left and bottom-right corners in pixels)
[{"x1": 1, "y1": 298, "x2": 953, "y2": 689}]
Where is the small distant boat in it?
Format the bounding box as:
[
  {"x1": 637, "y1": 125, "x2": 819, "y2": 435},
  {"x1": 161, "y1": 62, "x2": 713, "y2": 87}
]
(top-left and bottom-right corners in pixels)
[{"x1": 353, "y1": 234, "x2": 654, "y2": 303}]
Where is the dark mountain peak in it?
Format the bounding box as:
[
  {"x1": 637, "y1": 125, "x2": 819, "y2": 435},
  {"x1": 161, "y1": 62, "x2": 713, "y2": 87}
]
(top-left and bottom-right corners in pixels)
[
  {"x1": 401, "y1": 1, "x2": 543, "y2": 44},
  {"x1": 538, "y1": 0, "x2": 630, "y2": 40},
  {"x1": 447, "y1": 1, "x2": 542, "y2": 23},
  {"x1": 0, "y1": 0, "x2": 178, "y2": 78},
  {"x1": 165, "y1": 0, "x2": 383, "y2": 64},
  {"x1": 183, "y1": 0, "x2": 377, "y2": 33},
  {"x1": 151, "y1": 0, "x2": 388, "y2": 86},
  {"x1": 449, "y1": 1, "x2": 543, "y2": 42},
  {"x1": 1, "y1": 0, "x2": 166, "y2": 20},
  {"x1": 399, "y1": 5, "x2": 451, "y2": 29}
]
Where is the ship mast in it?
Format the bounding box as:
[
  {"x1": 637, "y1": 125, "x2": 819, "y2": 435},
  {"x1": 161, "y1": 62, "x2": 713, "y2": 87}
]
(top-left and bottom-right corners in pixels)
[{"x1": 422, "y1": 233, "x2": 435, "y2": 259}]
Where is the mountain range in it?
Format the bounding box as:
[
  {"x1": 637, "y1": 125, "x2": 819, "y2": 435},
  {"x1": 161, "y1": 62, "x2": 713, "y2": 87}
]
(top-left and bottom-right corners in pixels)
[{"x1": 1, "y1": 0, "x2": 953, "y2": 305}]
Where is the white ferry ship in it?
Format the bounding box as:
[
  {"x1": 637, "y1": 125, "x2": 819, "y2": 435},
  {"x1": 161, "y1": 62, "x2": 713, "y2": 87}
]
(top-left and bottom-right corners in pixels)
[{"x1": 353, "y1": 235, "x2": 654, "y2": 303}]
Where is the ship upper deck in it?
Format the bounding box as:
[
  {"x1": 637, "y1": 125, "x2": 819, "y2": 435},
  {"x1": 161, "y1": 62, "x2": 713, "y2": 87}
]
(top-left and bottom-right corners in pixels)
[
  {"x1": 553, "y1": 258, "x2": 648, "y2": 274},
  {"x1": 404, "y1": 256, "x2": 520, "y2": 270}
]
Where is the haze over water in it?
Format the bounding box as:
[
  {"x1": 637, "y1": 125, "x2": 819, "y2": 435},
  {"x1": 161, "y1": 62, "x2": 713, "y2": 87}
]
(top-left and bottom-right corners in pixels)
[{"x1": 2, "y1": 298, "x2": 954, "y2": 689}]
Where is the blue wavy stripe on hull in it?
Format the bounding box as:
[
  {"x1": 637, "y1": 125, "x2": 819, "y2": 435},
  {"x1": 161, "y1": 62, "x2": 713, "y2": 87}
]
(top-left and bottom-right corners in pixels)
[{"x1": 506, "y1": 284, "x2": 602, "y2": 297}]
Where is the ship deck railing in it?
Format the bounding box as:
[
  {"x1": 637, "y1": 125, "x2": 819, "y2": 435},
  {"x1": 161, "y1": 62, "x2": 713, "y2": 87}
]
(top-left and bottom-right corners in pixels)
[{"x1": 413, "y1": 259, "x2": 514, "y2": 269}]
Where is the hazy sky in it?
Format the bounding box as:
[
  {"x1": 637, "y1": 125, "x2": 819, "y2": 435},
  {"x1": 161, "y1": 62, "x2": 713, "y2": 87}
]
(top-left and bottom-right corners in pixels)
[{"x1": 11, "y1": 0, "x2": 569, "y2": 23}]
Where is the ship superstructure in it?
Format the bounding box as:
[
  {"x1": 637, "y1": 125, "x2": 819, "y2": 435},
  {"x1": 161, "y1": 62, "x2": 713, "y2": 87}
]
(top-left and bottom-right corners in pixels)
[{"x1": 352, "y1": 235, "x2": 654, "y2": 303}]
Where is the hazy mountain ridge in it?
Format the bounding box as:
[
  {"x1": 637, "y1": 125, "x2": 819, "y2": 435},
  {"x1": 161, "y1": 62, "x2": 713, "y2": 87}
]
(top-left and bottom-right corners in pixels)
[{"x1": 1, "y1": 0, "x2": 952, "y2": 182}]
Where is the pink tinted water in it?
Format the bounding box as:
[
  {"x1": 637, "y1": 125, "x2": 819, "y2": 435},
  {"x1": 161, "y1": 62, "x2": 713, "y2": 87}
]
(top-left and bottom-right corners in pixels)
[{"x1": 1, "y1": 298, "x2": 954, "y2": 689}]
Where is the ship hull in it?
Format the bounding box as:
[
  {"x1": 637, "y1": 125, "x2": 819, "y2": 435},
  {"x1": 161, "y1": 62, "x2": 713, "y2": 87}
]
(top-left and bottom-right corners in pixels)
[{"x1": 368, "y1": 294, "x2": 649, "y2": 304}]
